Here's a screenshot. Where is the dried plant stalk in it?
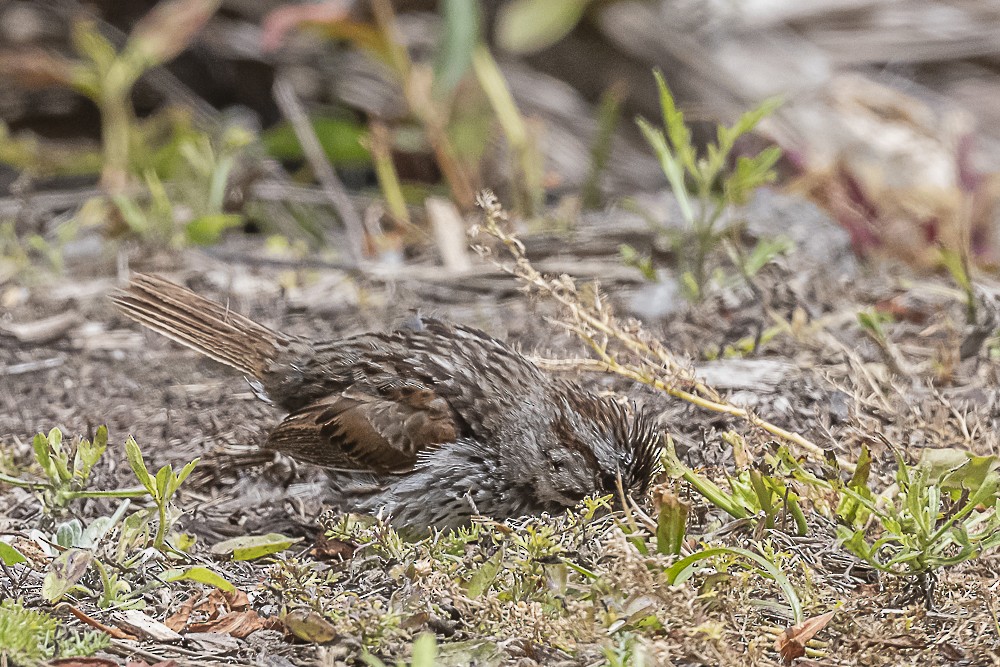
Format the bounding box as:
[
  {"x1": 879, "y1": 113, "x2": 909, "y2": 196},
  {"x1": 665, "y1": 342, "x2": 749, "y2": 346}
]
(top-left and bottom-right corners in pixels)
[{"x1": 472, "y1": 191, "x2": 852, "y2": 472}]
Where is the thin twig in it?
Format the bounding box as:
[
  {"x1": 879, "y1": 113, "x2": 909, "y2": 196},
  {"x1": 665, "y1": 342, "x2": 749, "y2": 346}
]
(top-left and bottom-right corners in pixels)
[
  {"x1": 0, "y1": 357, "x2": 66, "y2": 376},
  {"x1": 474, "y1": 191, "x2": 855, "y2": 472},
  {"x1": 0, "y1": 188, "x2": 104, "y2": 218},
  {"x1": 272, "y1": 75, "x2": 365, "y2": 263}
]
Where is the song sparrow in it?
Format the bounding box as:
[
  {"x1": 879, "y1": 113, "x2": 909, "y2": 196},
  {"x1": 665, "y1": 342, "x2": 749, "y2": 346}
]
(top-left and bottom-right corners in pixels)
[{"x1": 113, "y1": 274, "x2": 660, "y2": 530}]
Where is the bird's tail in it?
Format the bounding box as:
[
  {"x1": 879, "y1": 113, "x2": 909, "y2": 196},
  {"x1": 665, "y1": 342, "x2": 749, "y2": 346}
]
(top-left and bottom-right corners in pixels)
[{"x1": 111, "y1": 273, "x2": 286, "y2": 378}]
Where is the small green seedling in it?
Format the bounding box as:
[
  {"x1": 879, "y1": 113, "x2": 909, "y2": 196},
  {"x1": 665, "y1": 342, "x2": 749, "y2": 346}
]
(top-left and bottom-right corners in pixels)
[
  {"x1": 836, "y1": 446, "x2": 1000, "y2": 605},
  {"x1": 0, "y1": 427, "x2": 148, "y2": 513},
  {"x1": 857, "y1": 308, "x2": 893, "y2": 344},
  {"x1": 636, "y1": 69, "x2": 783, "y2": 299},
  {"x1": 125, "y1": 436, "x2": 198, "y2": 551},
  {"x1": 654, "y1": 489, "x2": 689, "y2": 556},
  {"x1": 660, "y1": 434, "x2": 807, "y2": 535}
]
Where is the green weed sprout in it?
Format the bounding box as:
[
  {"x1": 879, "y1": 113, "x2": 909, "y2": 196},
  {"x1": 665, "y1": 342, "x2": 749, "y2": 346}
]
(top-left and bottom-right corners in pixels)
[
  {"x1": 68, "y1": 0, "x2": 222, "y2": 192},
  {"x1": 112, "y1": 124, "x2": 251, "y2": 247},
  {"x1": 665, "y1": 544, "x2": 803, "y2": 624},
  {"x1": 0, "y1": 427, "x2": 148, "y2": 512},
  {"x1": 836, "y1": 449, "x2": 1000, "y2": 603},
  {"x1": 0, "y1": 428, "x2": 203, "y2": 611},
  {"x1": 635, "y1": 70, "x2": 782, "y2": 299},
  {"x1": 660, "y1": 435, "x2": 807, "y2": 535},
  {"x1": 125, "y1": 436, "x2": 199, "y2": 551}
]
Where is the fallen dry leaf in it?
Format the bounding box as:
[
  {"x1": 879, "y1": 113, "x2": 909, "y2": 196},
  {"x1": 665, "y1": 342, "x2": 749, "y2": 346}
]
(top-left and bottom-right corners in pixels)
[
  {"x1": 218, "y1": 587, "x2": 250, "y2": 609},
  {"x1": 112, "y1": 609, "x2": 182, "y2": 643},
  {"x1": 164, "y1": 591, "x2": 202, "y2": 631},
  {"x1": 188, "y1": 610, "x2": 272, "y2": 637},
  {"x1": 775, "y1": 610, "x2": 836, "y2": 665},
  {"x1": 283, "y1": 608, "x2": 338, "y2": 643},
  {"x1": 164, "y1": 587, "x2": 276, "y2": 638},
  {"x1": 309, "y1": 534, "x2": 357, "y2": 561},
  {"x1": 47, "y1": 659, "x2": 118, "y2": 667}
]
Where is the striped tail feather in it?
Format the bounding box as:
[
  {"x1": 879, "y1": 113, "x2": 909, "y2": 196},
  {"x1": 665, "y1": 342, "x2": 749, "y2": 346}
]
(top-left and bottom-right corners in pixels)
[{"x1": 111, "y1": 273, "x2": 285, "y2": 378}]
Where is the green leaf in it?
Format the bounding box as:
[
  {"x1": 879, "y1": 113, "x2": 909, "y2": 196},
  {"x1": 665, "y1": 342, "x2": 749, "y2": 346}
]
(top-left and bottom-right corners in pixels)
[
  {"x1": 464, "y1": 550, "x2": 502, "y2": 597},
  {"x1": 637, "y1": 118, "x2": 694, "y2": 225},
  {"x1": 154, "y1": 464, "x2": 173, "y2": 503},
  {"x1": 210, "y1": 533, "x2": 304, "y2": 561},
  {"x1": 410, "y1": 633, "x2": 438, "y2": 667},
  {"x1": 184, "y1": 213, "x2": 242, "y2": 246},
  {"x1": 619, "y1": 244, "x2": 657, "y2": 281},
  {"x1": 173, "y1": 532, "x2": 197, "y2": 553},
  {"x1": 178, "y1": 135, "x2": 215, "y2": 176},
  {"x1": 32, "y1": 432, "x2": 54, "y2": 479},
  {"x1": 42, "y1": 548, "x2": 94, "y2": 603},
  {"x1": 433, "y1": 0, "x2": 480, "y2": 96},
  {"x1": 56, "y1": 519, "x2": 84, "y2": 548},
  {"x1": 742, "y1": 236, "x2": 793, "y2": 276},
  {"x1": 161, "y1": 565, "x2": 235, "y2": 592},
  {"x1": 47, "y1": 428, "x2": 72, "y2": 484},
  {"x1": 47, "y1": 428, "x2": 63, "y2": 455},
  {"x1": 837, "y1": 445, "x2": 873, "y2": 527},
  {"x1": 728, "y1": 96, "x2": 783, "y2": 143},
  {"x1": 837, "y1": 527, "x2": 882, "y2": 570},
  {"x1": 74, "y1": 425, "x2": 108, "y2": 482},
  {"x1": 111, "y1": 194, "x2": 151, "y2": 235},
  {"x1": 920, "y1": 448, "x2": 1000, "y2": 496},
  {"x1": 263, "y1": 117, "x2": 371, "y2": 166},
  {"x1": 0, "y1": 541, "x2": 27, "y2": 566},
  {"x1": 496, "y1": 0, "x2": 591, "y2": 55},
  {"x1": 80, "y1": 500, "x2": 131, "y2": 550},
  {"x1": 939, "y1": 247, "x2": 973, "y2": 293},
  {"x1": 857, "y1": 309, "x2": 891, "y2": 339},
  {"x1": 207, "y1": 154, "x2": 235, "y2": 212},
  {"x1": 726, "y1": 147, "x2": 781, "y2": 205},
  {"x1": 652, "y1": 70, "x2": 696, "y2": 175},
  {"x1": 167, "y1": 458, "x2": 200, "y2": 497},
  {"x1": 117, "y1": 509, "x2": 153, "y2": 560},
  {"x1": 655, "y1": 492, "x2": 689, "y2": 556},
  {"x1": 726, "y1": 147, "x2": 782, "y2": 205},
  {"x1": 661, "y1": 438, "x2": 747, "y2": 518},
  {"x1": 679, "y1": 271, "x2": 700, "y2": 301},
  {"x1": 71, "y1": 21, "x2": 118, "y2": 73},
  {"x1": 665, "y1": 546, "x2": 803, "y2": 623},
  {"x1": 125, "y1": 436, "x2": 155, "y2": 497},
  {"x1": 748, "y1": 469, "x2": 776, "y2": 522}
]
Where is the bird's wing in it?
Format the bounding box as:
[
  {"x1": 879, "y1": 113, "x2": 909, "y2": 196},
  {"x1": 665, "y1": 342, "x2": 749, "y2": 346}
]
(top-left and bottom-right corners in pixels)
[{"x1": 264, "y1": 383, "x2": 458, "y2": 472}]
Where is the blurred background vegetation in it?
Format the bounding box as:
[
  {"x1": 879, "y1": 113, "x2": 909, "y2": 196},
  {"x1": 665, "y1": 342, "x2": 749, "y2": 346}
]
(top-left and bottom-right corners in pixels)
[{"x1": 1, "y1": 0, "x2": 999, "y2": 286}]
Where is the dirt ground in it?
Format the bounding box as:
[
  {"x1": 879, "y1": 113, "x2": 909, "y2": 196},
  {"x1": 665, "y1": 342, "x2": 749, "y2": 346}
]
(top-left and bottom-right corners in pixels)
[{"x1": 3, "y1": 192, "x2": 1000, "y2": 665}]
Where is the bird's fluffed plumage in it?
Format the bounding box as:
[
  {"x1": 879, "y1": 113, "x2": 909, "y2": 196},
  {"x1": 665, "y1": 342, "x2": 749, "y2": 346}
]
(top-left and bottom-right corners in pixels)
[{"x1": 113, "y1": 273, "x2": 661, "y2": 529}]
